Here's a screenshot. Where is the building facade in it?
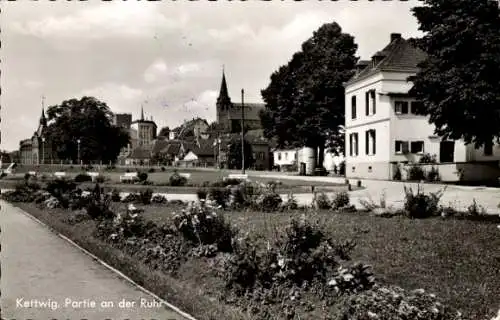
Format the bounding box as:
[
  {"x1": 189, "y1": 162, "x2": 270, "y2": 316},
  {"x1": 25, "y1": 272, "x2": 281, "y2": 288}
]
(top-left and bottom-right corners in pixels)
[
  {"x1": 130, "y1": 107, "x2": 157, "y2": 148},
  {"x1": 344, "y1": 33, "x2": 500, "y2": 181},
  {"x1": 19, "y1": 108, "x2": 58, "y2": 165},
  {"x1": 216, "y1": 70, "x2": 265, "y2": 134}
]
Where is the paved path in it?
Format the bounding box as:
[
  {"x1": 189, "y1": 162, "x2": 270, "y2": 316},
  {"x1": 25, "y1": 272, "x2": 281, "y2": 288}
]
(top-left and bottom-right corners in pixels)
[
  {"x1": 249, "y1": 173, "x2": 500, "y2": 214},
  {"x1": 0, "y1": 201, "x2": 187, "y2": 320}
]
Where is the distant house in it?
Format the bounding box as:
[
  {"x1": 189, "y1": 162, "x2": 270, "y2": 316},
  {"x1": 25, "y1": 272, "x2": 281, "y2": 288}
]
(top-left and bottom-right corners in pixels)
[
  {"x1": 273, "y1": 148, "x2": 298, "y2": 171},
  {"x1": 169, "y1": 118, "x2": 209, "y2": 140},
  {"x1": 125, "y1": 146, "x2": 152, "y2": 166},
  {"x1": 344, "y1": 32, "x2": 500, "y2": 182},
  {"x1": 179, "y1": 139, "x2": 216, "y2": 167}
]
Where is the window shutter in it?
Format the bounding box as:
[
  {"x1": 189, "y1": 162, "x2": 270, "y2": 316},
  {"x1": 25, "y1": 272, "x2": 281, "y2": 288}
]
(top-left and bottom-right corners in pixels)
[
  {"x1": 365, "y1": 92, "x2": 369, "y2": 115},
  {"x1": 372, "y1": 130, "x2": 376, "y2": 155},
  {"x1": 365, "y1": 131, "x2": 369, "y2": 155},
  {"x1": 355, "y1": 134, "x2": 359, "y2": 155},
  {"x1": 371, "y1": 90, "x2": 376, "y2": 114},
  {"x1": 349, "y1": 134, "x2": 353, "y2": 156},
  {"x1": 402, "y1": 141, "x2": 409, "y2": 153}
]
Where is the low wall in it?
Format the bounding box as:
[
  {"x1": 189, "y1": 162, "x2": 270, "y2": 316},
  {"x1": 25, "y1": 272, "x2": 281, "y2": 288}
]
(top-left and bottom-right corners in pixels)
[{"x1": 400, "y1": 162, "x2": 500, "y2": 182}]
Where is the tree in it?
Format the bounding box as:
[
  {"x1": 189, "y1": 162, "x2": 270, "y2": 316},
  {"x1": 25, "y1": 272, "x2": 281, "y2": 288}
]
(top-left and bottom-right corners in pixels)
[
  {"x1": 45, "y1": 96, "x2": 130, "y2": 163},
  {"x1": 260, "y1": 22, "x2": 358, "y2": 166},
  {"x1": 158, "y1": 126, "x2": 170, "y2": 137},
  {"x1": 228, "y1": 138, "x2": 254, "y2": 170},
  {"x1": 409, "y1": 0, "x2": 500, "y2": 148}
]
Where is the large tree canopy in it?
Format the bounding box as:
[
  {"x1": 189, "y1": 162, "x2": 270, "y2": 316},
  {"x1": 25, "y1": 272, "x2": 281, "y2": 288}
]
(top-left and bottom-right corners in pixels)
[
  {"x1": 45, "y1": 96, "x2": 130, "y2": 163},
  {"x1": 260, "y1": 22, "x2": 358, "y2": 160},
  {"x1": 409, "y1": 0, "x2": 500, "y2": 148}
]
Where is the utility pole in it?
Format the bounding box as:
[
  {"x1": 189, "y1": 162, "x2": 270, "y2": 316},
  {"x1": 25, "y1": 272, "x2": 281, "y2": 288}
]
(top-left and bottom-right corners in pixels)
[{"x1": 241, "y1": 89, "x2": 245, "y2": 174}]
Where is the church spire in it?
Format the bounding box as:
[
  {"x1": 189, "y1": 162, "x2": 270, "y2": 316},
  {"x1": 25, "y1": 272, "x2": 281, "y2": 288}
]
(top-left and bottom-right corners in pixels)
[
  {"x1": 217, "y1": 66, "x2": 231, "y2": 105},
  {"x1": 40, "y1": 95, "x2": 47, "y2": 127},
  {"x1": 140, "y1": 105, "x2": 145, "y2": 121}
]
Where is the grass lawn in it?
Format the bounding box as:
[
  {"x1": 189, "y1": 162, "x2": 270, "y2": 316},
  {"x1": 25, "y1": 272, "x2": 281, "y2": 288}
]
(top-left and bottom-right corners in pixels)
[
  {"x1": 10, "y1": 196, "x2": 500, "y2": 319},
  {"x1": 138, "y1": 204, "x2": 500, "y2": 319}
]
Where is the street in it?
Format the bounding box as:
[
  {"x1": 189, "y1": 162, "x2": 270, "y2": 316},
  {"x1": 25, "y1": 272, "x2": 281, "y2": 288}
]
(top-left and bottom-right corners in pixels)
[{"x1": 0, "y1": 201, "x2": 188, "y2": 320}]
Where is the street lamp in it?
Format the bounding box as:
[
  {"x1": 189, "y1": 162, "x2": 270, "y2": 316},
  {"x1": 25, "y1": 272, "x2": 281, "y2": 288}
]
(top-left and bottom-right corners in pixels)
[
  {"x1": 77, "y1": 139, "x2": 81, "y2": 165},
  {"x1": 41, "y1": 137, "x2": 46, "y2": 165}
]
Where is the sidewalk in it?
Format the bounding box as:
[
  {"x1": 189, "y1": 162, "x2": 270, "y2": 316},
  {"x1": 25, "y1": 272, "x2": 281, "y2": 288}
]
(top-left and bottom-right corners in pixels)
[
  {"x1": 250, "y1": 173, "x2": 500, "y2": 214},
  {"x1": 0, "y1": 201, "x2": 188, "y2": 320}
]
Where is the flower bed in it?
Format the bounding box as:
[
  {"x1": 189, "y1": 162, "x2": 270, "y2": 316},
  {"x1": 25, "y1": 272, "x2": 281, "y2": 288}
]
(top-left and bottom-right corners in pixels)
[{"x1": 2, "y1": 180, "x2": 498, "y2": 319}]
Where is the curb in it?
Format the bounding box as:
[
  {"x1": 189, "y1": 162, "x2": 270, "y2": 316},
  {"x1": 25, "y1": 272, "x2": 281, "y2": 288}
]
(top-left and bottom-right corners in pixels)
[{"x1": 11, "y1": 203, "x2": 198, "y2": 320}]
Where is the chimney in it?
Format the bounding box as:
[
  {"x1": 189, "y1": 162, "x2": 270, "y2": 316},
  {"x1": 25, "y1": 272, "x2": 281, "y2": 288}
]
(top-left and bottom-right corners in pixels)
[{"x1": 391, "y1": 33, "x2": 402, "y2": 42}]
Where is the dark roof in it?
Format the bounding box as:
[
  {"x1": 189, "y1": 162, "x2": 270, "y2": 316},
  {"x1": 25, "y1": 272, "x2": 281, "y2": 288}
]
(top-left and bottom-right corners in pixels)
[
  {"x1": 244, "y1": 129, "x2": 268, "y2": 144},
  {"x1": 231, "y1": 103, "x2": 265, "y2": 120},
  {"x1": 131, "y1": 119, "x2": 157, "y2": 127},
  {"x1": 346, "y1": 35, "x2": 427, "y2": 86},
  {"x1": 172, "y1": 118, "x2": 209, "y2": 138},
  {"x1": 128, "y1": 146, "x2": 151, "y2": 159},
  {"x1": 186, "y1": 138, "x2": 216, "y2": 157}
]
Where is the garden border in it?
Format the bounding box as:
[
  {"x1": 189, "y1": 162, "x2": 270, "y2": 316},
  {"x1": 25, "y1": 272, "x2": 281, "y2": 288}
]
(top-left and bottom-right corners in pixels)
[{"x1": 11, "y1": 201, "x2": 198, "y2": 320}]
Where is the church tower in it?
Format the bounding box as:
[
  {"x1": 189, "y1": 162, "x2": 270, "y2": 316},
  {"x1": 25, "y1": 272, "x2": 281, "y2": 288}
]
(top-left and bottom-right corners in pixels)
[{"x1": 216, "y1": 67, "x2": 232, "y2": 131}]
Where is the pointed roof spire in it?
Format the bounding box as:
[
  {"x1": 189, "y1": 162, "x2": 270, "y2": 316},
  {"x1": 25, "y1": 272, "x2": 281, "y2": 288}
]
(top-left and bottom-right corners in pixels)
[
  {"x1": 217, "y1": 65, "x2": 231, "y2": 104},
  {"x1": 40, "y1": 95, "x2": 47, "y2": 126},
  {"x1": 141, "y1": 105, "x2": 145, "y2": 121}
]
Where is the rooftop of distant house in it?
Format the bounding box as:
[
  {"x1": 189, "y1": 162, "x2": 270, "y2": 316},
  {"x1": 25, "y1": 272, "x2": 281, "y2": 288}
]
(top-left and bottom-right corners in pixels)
[{"x1": 346, "y1": 33, "x2": 427, "y2": 86}]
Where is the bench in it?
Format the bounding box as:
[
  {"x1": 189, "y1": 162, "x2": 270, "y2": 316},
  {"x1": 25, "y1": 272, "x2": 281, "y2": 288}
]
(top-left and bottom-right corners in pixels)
[
  {"x1": 87, "y1": 171, "x2": 100, "y2": 182},
  {"x1": 53, "y1": 172, "x2": 66, "y2": 179},
  {"x1": 226, "y1": 174, "x2": 249, "y2": 181},
  {"x1": 28, "y1": 171, "x2": 37, "y2": 176},
  {"x1": 120, "y1": 172, "x2": 139, "y2": 183},
  {"x1": 179, "y1": 173, "x2": 191, "y2": 179}
]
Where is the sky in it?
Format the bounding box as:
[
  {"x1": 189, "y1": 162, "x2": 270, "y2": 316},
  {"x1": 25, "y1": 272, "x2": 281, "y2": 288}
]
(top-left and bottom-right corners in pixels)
[{"x1": 1, "y1": 0, "x2": 423, "y2": 152}]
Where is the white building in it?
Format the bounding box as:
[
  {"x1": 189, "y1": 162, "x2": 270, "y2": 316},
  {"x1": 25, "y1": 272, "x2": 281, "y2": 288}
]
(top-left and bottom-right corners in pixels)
[
  {"x1": 273, "y1": 149, "x2": 297, "y2": 169},
  {"x1": 344, "y1": 33, "x2": 500, "y2": 182}
]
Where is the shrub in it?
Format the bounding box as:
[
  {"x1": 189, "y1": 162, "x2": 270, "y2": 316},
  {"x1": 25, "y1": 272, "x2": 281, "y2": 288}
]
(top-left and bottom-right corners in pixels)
[
  {"x1": 328, "y1": 263, "x2": 376, "y2": 294},
  {"x1": 419, "y1": 153, "x2": 437, "y2": 164},
  {"x1": 336, "y1": 285, "x2": 464, "y2": 320},
  {"x1": 467, "y1": 198, "x2": 486, "y2": 216},
  {"x1": 96, "y1": 176, "x2": 105, "y2": 183},
  {"x1": 225, "y1": 216, "x2": 357, "y2": 295},
  {"x1": 173, "y1": 200, "x2": 236, "y2": 252},
  {"x1": 0, "y1": 172, "x2": 7, "y2": 179},
  {"x1": 211, "y1": 178, "x2": 241, "y2": 188},
  {"x1": 332, "y1": 191, "x2": 350, "y2": 210},
  {"x1": 407, "y1": 165, "x2": 426, "y2": 181},
  {"x1": 138, "y1": 172, "x2": 148, "y2": 182},
  {"x1": 393, "y1": 165, "x2": 402, "y2": 180},
  {"x1": 208, "y1": 187, "x2": 231, "y2": 209},
  {"x1": 427, "y1": 166, "x2": 440, "y2": 182},
  {"x1": 24, "y1": 172, "x2": 32, "y2": 180},
  {"x1": 111, "y1": 189, "x2": 121, "y2": 202},
  {"x1": 282, "y1": 192, "x2": 298, "y2": 211},
  {"x1": 258, "y1": 192, "x2": 282, "y2": 212},
  {"x1": 148, "y1": 168, "x2": 155, "y2": 173},
  {"x1": 45, "y1": 179, "x2": 77, "y2": 208},
  {"x1": 161, "y1": 166, "x2": 166, "y2": 172},
  {"x1": 196, "y1": 188, "x2": 208, "y2": 200},
  {"x1": 151, "y1": 194, "x2": 167, "y2": 204},
  {"x1": 84, "y1": 188, "x2": 115, "y2": 220},
  {"x1": 139, "y1": 189, "x2": 153, "y2": 205},
  {"x1": 169, "y1": 172, "x2": 187, "y2": 186},
  {"x1": 403, "y1": 185, "x2": 445, "y2": 219},
  {"x1": 121, "y1": 192, "x2": 141, "y2": 203},
  {"x1": 314, "y1": 192, "x2": 332, "y2": 210},
  {"x1": 74, "y1": 173, "x2": 92, "y2": 183}
]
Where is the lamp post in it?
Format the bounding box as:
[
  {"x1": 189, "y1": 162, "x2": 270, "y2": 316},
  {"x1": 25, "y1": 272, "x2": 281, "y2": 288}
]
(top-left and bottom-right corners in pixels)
[
  {"x1": 41, "y1": 137, "x2": 46, "y2": 165},
  {"x1": 77, "y1": 139, "x2": 81, "y2": 165},
  {"x1": 241, "y1": 88, "x2": 245, "y2": 174}
]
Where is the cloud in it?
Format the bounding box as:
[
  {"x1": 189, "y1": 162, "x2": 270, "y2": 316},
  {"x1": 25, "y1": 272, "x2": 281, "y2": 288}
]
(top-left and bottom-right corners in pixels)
[
  {"x1": 11, "y1": 2, "x2": 188, "y2": 39},
  {"x1": 78, "y1": 83, "x2": 144, "y2": 113},
  {"x1": 143, "y1": 60, "x2": 208, "y2": 84},
  {"x1": 143, "y1": 60, "x2": 169, "y2": 83}
]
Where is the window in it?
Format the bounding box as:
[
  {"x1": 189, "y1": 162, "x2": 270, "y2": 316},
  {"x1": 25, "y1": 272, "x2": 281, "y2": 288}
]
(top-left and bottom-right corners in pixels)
[
  {"x1": 349, "y1": 133, "x2": 359, "y2": 156},
  {"x1": 351, "y1": 96, "x2": 357, "y2": 119},
  {"x1": 365, "y1": 90, "x2": 376, "y2": 116},
  {"x1": 259, "y1": 152, "x2": 265, "y2": 160},
  {"x1": 395, "y1": 140, "x2": 409, "y2": 154},
  {"x1": 411, "y1": 101, "x2": 423, "y2": 114},
  {"x1": 484, "y1": 141, "x2": 493, "y2": 156},
  {"x1": 365, "y1": 129, "x2": 376, "y2": 155},
  {"x1": 278, "y1": 153, "x2": 282, "y2": 160},
  {"x1": 395, "y1": 101, "x2": 409, "y2": 114},
  {"x1": 410, "y1": 141, "x2": 424, "y2": 154},
  {"x1": 285, "y1": 153, "x2": 288, "y2": 160}
]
